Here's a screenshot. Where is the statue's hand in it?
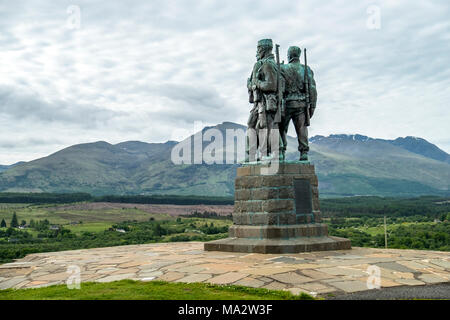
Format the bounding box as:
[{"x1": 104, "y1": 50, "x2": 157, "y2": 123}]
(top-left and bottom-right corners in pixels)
[{"x1": 251, "y1": 84, "x2": 257, "y2": 91}]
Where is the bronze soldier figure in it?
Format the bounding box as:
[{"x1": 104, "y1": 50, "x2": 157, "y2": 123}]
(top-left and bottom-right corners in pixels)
[
  {"x1": 245, "y1": 39, "x2": 282, "y2": 161},
  {"x1": 280, "y1": 46, "x2": 317, "y2": 161}
]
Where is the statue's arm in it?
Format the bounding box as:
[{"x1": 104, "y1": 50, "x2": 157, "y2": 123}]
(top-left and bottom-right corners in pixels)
[
  {"x1": 256, "y1": 63, "x2": 277, "y2": 92},
  {"x1": 247, "y1": 72, "x2": 253, "y2": 90}
]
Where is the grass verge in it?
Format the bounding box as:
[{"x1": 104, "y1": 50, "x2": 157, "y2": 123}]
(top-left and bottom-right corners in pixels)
[{"x1": 0, "y1": 279, "x2": 315, "y2": 300}]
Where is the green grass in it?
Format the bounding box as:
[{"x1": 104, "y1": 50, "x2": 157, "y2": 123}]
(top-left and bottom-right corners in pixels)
[
  {"x1": 0, "y1": 204, "x2": 174, "y2": 227},
  {"x1": 65, "y1": 222, "x2": 113, "y2": 235},
  {"x1": 356, "y1": 221, "x2": 437, "y2": 236},
  {"x1": 0, "y1": 280, "x2": 314, "y2": 300}
]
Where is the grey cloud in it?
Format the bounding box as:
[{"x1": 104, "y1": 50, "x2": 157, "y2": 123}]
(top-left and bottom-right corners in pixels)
[
  {"x1": 146, "y1": 84, "x2": 231, "y2": 123},
  {"x1": 0, "y1": 137, "x2": 63, "y2": 149},
  {"x1": 156, "y1": 84, "x2": 223, "y2": 108},
  {"x1": 0, "y1": 86, "x2": 122, "y2": 128}
]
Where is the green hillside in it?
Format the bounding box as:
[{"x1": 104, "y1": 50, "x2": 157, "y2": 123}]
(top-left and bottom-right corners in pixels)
[{"x1": 0, "y1": 122, "x2": 448, "y2": 197}]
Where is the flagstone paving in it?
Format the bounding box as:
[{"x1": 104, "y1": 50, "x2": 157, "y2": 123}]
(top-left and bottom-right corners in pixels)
[{"x1": 0, "y1": 242, "x2": 449, "y2": 297}]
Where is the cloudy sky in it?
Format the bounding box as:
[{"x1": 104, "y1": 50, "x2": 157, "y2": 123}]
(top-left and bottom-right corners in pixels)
[{"x1": 0, "y1": 0, "x2": 449, "y2": 164}]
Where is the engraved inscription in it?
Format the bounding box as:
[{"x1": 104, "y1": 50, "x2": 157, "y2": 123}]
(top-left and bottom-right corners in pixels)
[{"x1": 293, "y1": 179, "x2": 312, "y2": 215}]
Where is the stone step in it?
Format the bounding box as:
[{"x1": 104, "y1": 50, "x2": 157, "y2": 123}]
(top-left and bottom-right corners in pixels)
[
  {"x1": 204, "y1": 236, "x2": 352, "y2": 254},
  {"x1": 229, "y1": 224, "x2": 329, "y2": 239}
]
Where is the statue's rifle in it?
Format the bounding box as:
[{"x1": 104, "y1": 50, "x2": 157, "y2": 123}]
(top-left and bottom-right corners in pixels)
[
  {"x1": 304, "y1": 48, "x2": 311, "y2": 127},
  {"x1": 275, "y1": 44, "x2": 284, "y2": 123}
]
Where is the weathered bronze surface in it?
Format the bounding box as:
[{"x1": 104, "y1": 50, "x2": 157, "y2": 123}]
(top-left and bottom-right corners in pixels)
[
  {"x1": 204, "y1": 40, "x2": 350, "y2": 254},
  {"x1": 245, "y1": 39, "x2": 282, "y2": 162},
  {"x1": 245, "y1": 42, "x2": 317, "y2": 162},
  {"x1": 280, "y1": 46, "x2": 317, "y2": 161}
]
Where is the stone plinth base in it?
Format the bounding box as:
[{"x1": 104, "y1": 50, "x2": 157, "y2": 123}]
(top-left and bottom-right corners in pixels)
[
  {"x1": 204, "y1": 162, "x2": 351, "y2": 254},
  {"x1": 229, "y1": 223, "x2": 329, "y2": 238},
  {"x1": 204, "y1": 236, "x2": 351, "y2": 254}
]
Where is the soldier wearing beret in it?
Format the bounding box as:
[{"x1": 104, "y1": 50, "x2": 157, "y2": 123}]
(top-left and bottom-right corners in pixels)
[{"x1": 245, "y1": 39, "x2": 282, "y2": 161}]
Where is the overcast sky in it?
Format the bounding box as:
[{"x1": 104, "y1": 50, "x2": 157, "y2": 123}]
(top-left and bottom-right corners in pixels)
[{"x1": 0, "y1": 0, "x2": 449, "y2": 164}]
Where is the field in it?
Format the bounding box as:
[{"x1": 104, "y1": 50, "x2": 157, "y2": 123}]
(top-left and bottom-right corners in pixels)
[
  {"x1": 0, "y1": 280, "x2": 313, "y2": 300},
  {"x1": 0, "y1": 202, "x2": 232, "y2": 223},
  {"x1": 0, "y1": 202, "x2": 233, "y2": 236},
  {"x1": 0, "y1": 202, "x2": 234, "y2": 263},
  {"x1": 0, "y1": 196, "x2": 449, "y2": 264},
  {"x1": 0, "y1": 202, "x2": 233, "y2": 229}
]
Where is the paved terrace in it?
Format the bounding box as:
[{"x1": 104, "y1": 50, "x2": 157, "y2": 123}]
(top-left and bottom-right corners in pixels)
[{"x1": 0, "y1": 242, "x2": 449, "y2": 297}]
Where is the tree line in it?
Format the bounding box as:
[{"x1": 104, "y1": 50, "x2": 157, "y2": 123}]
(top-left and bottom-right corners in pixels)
[{"x1": 0, "y1": 192, "x2": 234, "y2": 205}]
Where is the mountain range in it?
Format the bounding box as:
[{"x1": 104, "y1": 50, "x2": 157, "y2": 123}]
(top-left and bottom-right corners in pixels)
[{"x1": 0, "y1": 122, "x2": 448, "y2": 197}]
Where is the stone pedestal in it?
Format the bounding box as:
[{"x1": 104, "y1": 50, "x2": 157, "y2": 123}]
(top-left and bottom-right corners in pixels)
[{"x1": 204, "y1": 162, "x2": 351, "y2": 253}]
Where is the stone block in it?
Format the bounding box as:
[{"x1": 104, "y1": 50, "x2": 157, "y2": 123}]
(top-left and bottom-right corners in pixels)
[
  {"x1": 281, "y1": 164, "x2": 302, "y2": 174},
  {"x1": 261, "y1": 175, "x2": 293, "y2": 187},
  {"x1": 232, "y1": 213, "x2": 251, "y2": 225},
  {"x1": 278, "y1": 213, "x2": 296, "y2": 225},
  {"x1": 245, "y1": 176, "x2": 264, "y2": 188},
  {"x1": 261, "y1": 199, "x2": 294, "y2": 213},
  {"x1": 312, "y1": 198, "x2": 320, "y2": 211},
  {"x1": 278, "y1": 187, "x2": 294, "y2": 199},
  {"x1": 236, "y1": 166, "x2": 251, "y2": 177},
  {"x1": 245, "y1": 201, "x2": 263, "y2": 212},
  {"x1": 229, "y1": 224, "x2": 329, "y2": 240},
  {"x1": 204, "y1": 236, "x2": 352, "y2": 253},
  {"x1": 230, "y1": 226, "x2": 260, "y2": 238},
  {"x1": 311, "y1": 186, "x2": 319, "y2": 195},
  {"x1": 233, "y1": 201, "x2": 243, "y2": 213},
  {"x1": 296, "y1": 215, "x2": 307, "y2": 224},
  {"x1": 235, "y1": 176, "x2": 263, "y2": 189},
  {"x1": 305, "y1": 215, "x2": 313, "y2": 224},
  {"x1": 250, "y1": 212, "x2": 279, "y2": 225},
  {"x1": 240, "y1": 163, "x2": 316, "y2": 176},
  {"x1": 251, "y1": 188, "x2": 278, "y2": 200},
  {"x1": 313, "y1": 211, "x2": 322, "y2": 223},
  {"x1": 235, "y1": 189, "x2": 251, "y2": 201},
  {"x1": 231, "y1": 212, "x2": 242, "y2": 225}
]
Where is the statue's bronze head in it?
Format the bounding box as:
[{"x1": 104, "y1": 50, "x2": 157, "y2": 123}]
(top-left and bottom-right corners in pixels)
[
  {"x1": 256, "y1": 39, "x2": 273, "y2": 60},
  {"x1": 288, "y1": 46, "x2": 301, "y2": 62}
]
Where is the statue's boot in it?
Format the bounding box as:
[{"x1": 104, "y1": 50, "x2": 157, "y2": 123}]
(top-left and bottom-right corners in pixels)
[{"x1": 299, "y1": 152, "x2": 308, "y2": 161}]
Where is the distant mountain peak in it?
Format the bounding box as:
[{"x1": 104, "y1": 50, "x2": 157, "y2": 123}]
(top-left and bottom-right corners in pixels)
[
  {"x1": 309, "y1": 132, "x2": 449, "y2": 164},
  {"x1": 310, "y1": 134, "x2": 372, "y2": 143},
  {"x1": 397, "y1": 136, "x2": 425, "y2": 142},
  {"x1": 92, "y1": 141, "x2": 112, "y2": 146},
  {"x1": 390, "y1": 136, "x2": 449, "y2": 163}
]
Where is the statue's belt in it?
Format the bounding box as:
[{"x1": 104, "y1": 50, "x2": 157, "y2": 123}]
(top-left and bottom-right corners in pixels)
[{"x1": 285, "y1": 100, "x2": 307, "y2": 107}]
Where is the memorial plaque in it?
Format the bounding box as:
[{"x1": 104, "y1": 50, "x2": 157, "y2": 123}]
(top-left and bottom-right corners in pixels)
[{"x1": 293, "y1": 179, "x2": 312, "y2": 214}]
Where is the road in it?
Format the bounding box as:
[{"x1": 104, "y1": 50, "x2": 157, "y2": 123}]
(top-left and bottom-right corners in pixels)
[{"x1": 329, "y1": 283, "x2": 450, "y2": 300}]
